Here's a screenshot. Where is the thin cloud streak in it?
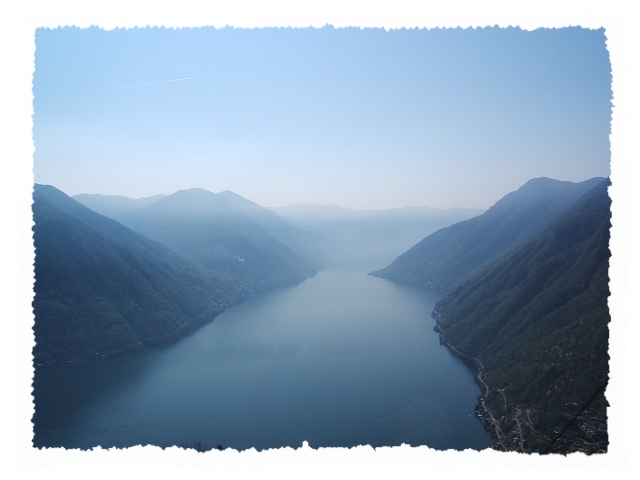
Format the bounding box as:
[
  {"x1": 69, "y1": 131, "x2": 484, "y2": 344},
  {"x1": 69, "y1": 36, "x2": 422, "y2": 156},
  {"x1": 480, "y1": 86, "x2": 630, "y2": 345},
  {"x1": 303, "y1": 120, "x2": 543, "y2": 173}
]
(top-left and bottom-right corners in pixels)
[{"x1": 106, "y1": 77, "x2": 198, "y2": 90}]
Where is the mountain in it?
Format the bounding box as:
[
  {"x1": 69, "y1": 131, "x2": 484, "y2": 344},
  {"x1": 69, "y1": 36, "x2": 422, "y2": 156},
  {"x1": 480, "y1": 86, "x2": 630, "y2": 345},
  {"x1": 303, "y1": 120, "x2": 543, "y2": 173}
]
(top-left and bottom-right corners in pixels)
[
  {"x1": 33, "y1": 184, "x2": 246, "y2": 366},
  {"x1": 101, "y1": 188, "x2": 319, "y2": 292},
  {"x1": 270, "y1": 203, "x2": 483, "y2": 224},
  {"x1": 72, "y1": 192, "x2": 166, "y2": 218},
  {"x1": 432, "y1": 179, "x2": 610, "y2": 453},
  {"x1": 271, "y1": 204, "x2": 484, "y2": 272},
  {"x1": 371, "y1": 177, "x2": 606, "y2": 290}
]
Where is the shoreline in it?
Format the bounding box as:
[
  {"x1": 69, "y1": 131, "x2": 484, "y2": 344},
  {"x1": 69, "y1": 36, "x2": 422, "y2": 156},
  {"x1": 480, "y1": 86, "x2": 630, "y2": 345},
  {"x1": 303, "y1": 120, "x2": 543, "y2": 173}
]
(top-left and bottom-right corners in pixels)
[
  {"x1": 431, "y1": 310, "x2": 608, "y2": 454},
  {"x1": 431, "y1": 312, "x2": 503, "y2": 451}
]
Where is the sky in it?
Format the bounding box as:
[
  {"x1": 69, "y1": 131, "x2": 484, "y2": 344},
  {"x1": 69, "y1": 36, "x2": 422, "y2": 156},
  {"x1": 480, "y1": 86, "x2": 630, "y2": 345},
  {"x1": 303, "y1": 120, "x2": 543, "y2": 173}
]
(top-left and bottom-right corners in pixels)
[{"x1": 33, "y1": 26, "x2": 612, "y2": 210}]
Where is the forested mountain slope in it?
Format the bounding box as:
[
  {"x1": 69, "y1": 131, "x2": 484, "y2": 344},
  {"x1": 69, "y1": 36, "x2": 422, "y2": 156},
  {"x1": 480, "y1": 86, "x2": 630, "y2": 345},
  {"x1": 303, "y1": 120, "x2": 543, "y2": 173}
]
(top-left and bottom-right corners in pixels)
[
  {"x1": 371, "y1": 177, "x2": 605, "y2": 291},
  {"x1": 433, "y1": 179, "x2": 610, "y2": 453},
  {"x1": 101, "y1": 188, "x2": 319, "y2": 292},
  {"x1": 33, "y1": 184, "x2": 246, "y2": 365}
]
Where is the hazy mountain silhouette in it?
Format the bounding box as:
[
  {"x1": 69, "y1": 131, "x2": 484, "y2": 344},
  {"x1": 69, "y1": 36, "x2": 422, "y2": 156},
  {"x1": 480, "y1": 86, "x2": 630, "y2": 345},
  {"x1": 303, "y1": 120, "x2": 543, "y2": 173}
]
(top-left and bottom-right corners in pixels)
[
  {"x1": 271, "y1": 204, "x2": 484, "y2": 272},
  {"x1": 73, "y1": 192, "x2": 167, "y2": 218},
  {"x1": 432, "y1": 178, "x2": 610, "y2": 453},
  {"x1": 33, "y1": 184, "x2": 246, "y2": 365},
  {"x1": 103, "y1": 188, "x2": 319, "y2": 291},
  {"x1": 371, "y1": 177, "x2": 606, "y2": 290},
  {"x1": 271, "y1": 203, "x2": 483, "y2": 223}
]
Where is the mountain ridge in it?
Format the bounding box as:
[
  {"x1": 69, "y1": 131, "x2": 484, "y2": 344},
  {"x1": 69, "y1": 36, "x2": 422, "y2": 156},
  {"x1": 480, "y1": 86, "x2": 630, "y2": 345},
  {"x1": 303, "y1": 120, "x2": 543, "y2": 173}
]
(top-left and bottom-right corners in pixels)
[
  {"x1": 432, "y1": 178, "x2": 610, "y2": 453},
  {"x1": 72, "y1": 192, "x2": 167, "y2": 218},
  {"x1": 99, "y1": 188, "x2": 320, "y2": 292},
  {"x1": 371, "y1": 176, "x2": 606, "y2": 290}
]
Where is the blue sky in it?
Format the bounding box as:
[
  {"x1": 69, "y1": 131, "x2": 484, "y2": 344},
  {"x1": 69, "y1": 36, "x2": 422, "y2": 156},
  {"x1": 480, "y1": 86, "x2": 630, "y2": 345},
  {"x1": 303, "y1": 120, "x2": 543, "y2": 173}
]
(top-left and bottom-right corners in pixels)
[{"x1": 33, "y1": 26, "x2": 611, "y2": 209}]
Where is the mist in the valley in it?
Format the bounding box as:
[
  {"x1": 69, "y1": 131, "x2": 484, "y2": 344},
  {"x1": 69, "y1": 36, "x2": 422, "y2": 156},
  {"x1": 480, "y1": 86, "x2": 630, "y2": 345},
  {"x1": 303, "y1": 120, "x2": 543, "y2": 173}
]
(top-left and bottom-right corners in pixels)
[{"x1": 270, "y1": 204, "x2": 484, "y2": 272}]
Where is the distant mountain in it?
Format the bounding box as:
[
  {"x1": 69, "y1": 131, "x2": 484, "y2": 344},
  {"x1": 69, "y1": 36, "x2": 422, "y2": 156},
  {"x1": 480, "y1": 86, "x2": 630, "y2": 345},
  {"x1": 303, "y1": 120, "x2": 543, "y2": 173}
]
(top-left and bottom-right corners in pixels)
[
  {"x1": 271, "y1": 203, "x2": 483, "y2": 224},
  {"x1": 433, "y1": 179, "x2": 610, "y2": 453},
  {"x1": 269, "y1": 203, "x2": 358, "y2": 223},
  {"x1": 271, "y1": 204, "x2": 484, "y2": 272},
  {"x1": 371, "y1": 177, "x2": 606, "y2": 290},
  {"x1": 73, "y1": 192, "x2": 166, "y2": 218},
  {"x1": 33, "y1": 184, "x2": 246, "y2": 366},
  {"x1": 104, "y1": 188, "x2": 319, "y2": 291}
]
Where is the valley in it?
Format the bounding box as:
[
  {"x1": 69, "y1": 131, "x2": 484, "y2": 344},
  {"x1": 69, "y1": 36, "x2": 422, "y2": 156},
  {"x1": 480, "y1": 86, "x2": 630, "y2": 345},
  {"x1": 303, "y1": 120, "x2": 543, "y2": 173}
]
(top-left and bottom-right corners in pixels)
[{"x1": 33, "y1": 177, "x2": 610, "y2": 454}]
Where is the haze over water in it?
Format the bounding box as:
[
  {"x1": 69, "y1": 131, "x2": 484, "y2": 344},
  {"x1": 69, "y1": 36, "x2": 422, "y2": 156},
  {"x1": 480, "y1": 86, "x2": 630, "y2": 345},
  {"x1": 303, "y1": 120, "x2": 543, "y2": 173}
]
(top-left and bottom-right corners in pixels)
[{"x1": 33, "y1": 268, "x2": 491, "y2": 450}]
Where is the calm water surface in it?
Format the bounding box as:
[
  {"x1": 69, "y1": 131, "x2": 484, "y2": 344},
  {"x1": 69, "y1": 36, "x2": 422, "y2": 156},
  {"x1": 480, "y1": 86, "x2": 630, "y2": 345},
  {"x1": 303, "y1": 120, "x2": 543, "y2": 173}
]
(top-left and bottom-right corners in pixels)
[{"x1": 33, "y1": 270, "x2": 491, "y2": 450}]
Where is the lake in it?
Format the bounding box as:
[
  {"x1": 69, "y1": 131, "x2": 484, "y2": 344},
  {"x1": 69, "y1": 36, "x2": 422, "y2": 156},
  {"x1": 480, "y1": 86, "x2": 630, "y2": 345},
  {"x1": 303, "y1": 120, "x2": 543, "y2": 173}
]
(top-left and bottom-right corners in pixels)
[{"x1": 33, "y1": 270, "x2": 491, "y2": 451}]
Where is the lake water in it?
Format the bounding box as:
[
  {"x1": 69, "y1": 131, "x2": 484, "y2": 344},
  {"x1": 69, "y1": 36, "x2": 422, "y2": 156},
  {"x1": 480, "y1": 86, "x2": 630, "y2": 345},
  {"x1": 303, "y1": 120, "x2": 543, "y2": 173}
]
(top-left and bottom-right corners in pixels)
[{"x1": 33, "y1": 270, "x2": 491, "y2": 451}]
